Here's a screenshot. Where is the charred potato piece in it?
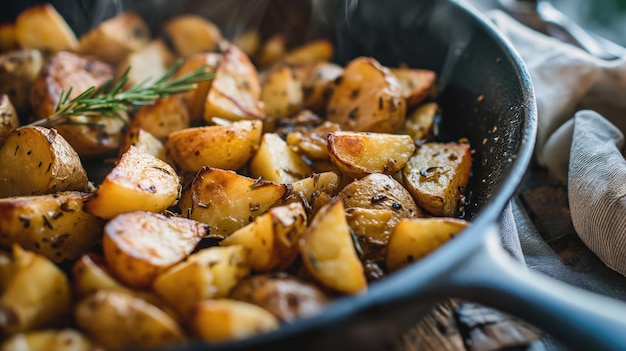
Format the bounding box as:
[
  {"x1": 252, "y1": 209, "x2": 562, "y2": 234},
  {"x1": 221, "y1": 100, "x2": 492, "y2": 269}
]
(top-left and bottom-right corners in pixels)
[
  {"x1": 0, "y1": 246, "x2": 71, "y2": 335},
  {"x1": 283, "y1": 39, "x2": 334, "y2": 65},
  {"x1": 299, "y1": 198, "x2": 367, "y2": 294},
  {"x1": 0, "y1": 126, "x2": 89, "y2": 198},
  {"x1": 0, "y1": 49, "x2": 43, "y2": 116},
  {"x1": 0, "y1": 94, "x2": 19, "y2": 146},
  {"x1": 116, "y1": 39, "x2": 175, "y2": 88},
  {"x1": 0, "y1": 192, "x2": 104, "y2": 262},
  {"x1": 261, "y1": 65, "x2": 303, "y2": 118},
  {"x1": 190, "y1": 299, "x2": 278, "y2": 343},
  {"x1": 179, "y1": 167, "x2": 287, "y2": 237},
  {"x1": 15, "y1": 4, "x2": 78, "y2": 53},
  {"x1": 286, "y1": 121, "x2": 341, "y2": 160},
  {"x1": 78, "y1": 12, "x2": 150, "y2": 64},
  {"x1": 75, "y1": 290, "x2": 185, "y2": 350},
  {"x1": 402, "y1": 102, "x2": 439, "y2": 141},
  {"x1": 327, "y1": 131, "x2": 416, "y2": 178},
  {"x1": 175, "y1": 53, "x2": 221, "y2": 124},
  {"x1": 221, "y1": 202, "x2": 307, "y2": 272},
  {"x1": 164, "y1": 15, "x2": 222, "y2": 58},
  {"x1": 250, "y1": 132, "x2": 312, "y2": 184},
  {"x1": 390, "y1": 68, "x2": 436, "y2": 108},
  {"x1": 402, "y1": 142, "x2": 472, "y2": 216},
  {"x1": 130, "y1": 95, "x2": 190, "y2": 142},
  {"x1": 102, "y1": 211, "x2": 206, "y2": 289},
  {"x1": 0, "y1": 24, "x2": 17, "y2": 52},
  {"x1": 84, "y1": 146, "x2": 180, "y2": 219},
  {"x1": 230, "y1": 273, "x2": 329, "y2": 322},
  {"x1": 0, "y1": 329, "x2": 95, "y2": 351},
  {"x1": 153, "y1": 246, "x2": 250, "y2": 317},
  {"x1": 386, "y1": 218, "x2": 469, "y2": 271},
  {"x1": 167, "y1": 120, "x2": 263, "y2": 172},
  {"x1": 327, "y1": 57, "x2": 406, "y2": 133},
  {"x1": 118, "y1": 127, "x2": 169, "y2": 163},
  {"x1": 300, "y1": 62, "x2": 343, "y2": 113}
]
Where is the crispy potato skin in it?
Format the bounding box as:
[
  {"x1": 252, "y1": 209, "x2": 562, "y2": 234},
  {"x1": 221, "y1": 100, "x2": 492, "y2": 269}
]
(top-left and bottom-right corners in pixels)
[
  {"x1": 0, "y1": 94, "x2": 19, "y2": 146},
  {"x1": 0, "y1": 49, "x2": 43, "y2": 117}
]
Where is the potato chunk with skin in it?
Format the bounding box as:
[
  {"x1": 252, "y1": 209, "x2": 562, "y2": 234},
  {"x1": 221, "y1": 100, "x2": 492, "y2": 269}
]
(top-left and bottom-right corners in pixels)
[
  {"x1": 15, "y1": 4, "x2": 78, "y2": 53},
  {"x1": 115, "y1": 39, "x2": 175, "y2": 89},
  {"x1": 262, "y1": 65, "x2": 303, "y2": 118},
  {"x1": 102, "y1": 211, "x2": 207, "y2": 289},
  {"x1": 84, "y1": 146, "x2": 180, "y2": 220},
  {"x1": 0, "y1": 94, "x2": 19, "y2": 146},
  {"x1": 167, "y1": 120, "x2": 263, "y2": 172},
  {"x1": 402, "y1": 142, "x2": 472, "y2": 216},
  {"x1": 300, "y1": 62, "x2": 343, "y2": 113},
  {"x1": 130, "y1": 95, "x2": 190, "y2": 142},
  {"x1": 386, "y1": 218, "x2": 469, "y2": 272},
  {"x1": 0, "y1": 329, "x2": 95, "y2": 351},
  {"x1": 299, "y1": 198, "x2": 367, "y2": 294},
  {"x1": 250, "y1": 132, "x2": 312, "y2": 184},
  {"x1": 327, "y1": 131, "x2": 416, "y2": 178},
  {"x1": 119, "y1": 127, "x2": 170, "y2": 163},
  {"x1": 75, "y1": 290, "x2": 185, "y2": 351},
  {"x1": 283, "y1": 39, "x2": 334, "y2": 66},
  {"x1": 72, "y1": 254, "x2": 135, "y2": 300},
  {"x1": 390, "y1": 67, "x2": 436, "y2": 109},
  {"x1": 0, "y1": 126, "x2": 89, "y2": 198},
  {"x1": 0, "y1": 49, "x2": 43, "y2": 116},
  {"x1": 327, "y1": 57, "x2": 406, "y2": 133},
  {"x1": 286, "y1": 121, "x2": 341, "y2": 160},
  {"x1": 402, "y1": 102, "x2": 438, "y2": 141},
  {"x1": 175, "y1": 53, "x2": 221, "y2": 124},
  {"x1": 164, "y1": 15, "x2": 222, "y2": 58}
]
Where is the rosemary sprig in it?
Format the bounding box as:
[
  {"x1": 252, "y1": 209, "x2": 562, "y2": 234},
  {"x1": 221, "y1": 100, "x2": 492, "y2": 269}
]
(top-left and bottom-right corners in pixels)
[{"x1": 30, "y1": 59, "x2": 214, "y2": 128}]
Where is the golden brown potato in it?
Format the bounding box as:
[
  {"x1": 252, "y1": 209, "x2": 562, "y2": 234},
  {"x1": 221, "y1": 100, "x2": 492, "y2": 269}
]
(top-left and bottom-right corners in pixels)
[
  {"x1": 130, "y1": 95, "x2": 190, "y2": 142},
  {"x1": 288, "y1": 171, "x2": 341, "y2": 209},
  {"x1": 283, "y1": 39, "x2": 334, "y2": 65},
  {"x1": 250, "y1": 132, "x2": 312, "y2": 184},
  {"x1": 115, "y1": 39, "x2": 176, "y2": 88},
  {"x1": 286, "y1": 121, "x2": 341, "y2": 160},
  {"x1": 221, "y1": 202, "x2": 307, "y2": 272},
  {"x1": 166, "y1": 120, "x2": 263, "y2": 172},
  {"x1": 118, "y1": 127, "x2": 170, "y2": 163},
  {"x1": 0, "y1": 49, "x2": 43, "y2": 115},
  {"x1": 204, "y1": 43, "x2": 263, "y2": 122},
  {"x1": 230, "y1": 273, "x2": 329, "y2": 322},
  {"x1": 153, "y1": 245, "x2": 250, "y2": 317},
  {"x1": 102, "y1": 211, "x2": 207, "y2": 289},
  {"x1": 402, "y1": 102, "x2": 438, "y2": 141},
  {"x1": 189, "y1": 299, "x2": 278, "y2": 343},
  {"x1": 174, "y1": 53, "x2": 221, "y2": 124},
  {"x1": 84, "y1": 146, "x2": 180, "y2": 220},
  {"x1": 0, "y1": 126, "x2": 89, "y2": 198},
  {"x1": 256, "y1": 34, "x2": 287, "y2": 68},
  {"x1": 390, "y1": 67, "x2": 436, "y2": 108},
  {"x1": 299, "y1": 198, "x2": 367, "y2": 294},
  {"x1": 386, "y1": 217, "x2": 469, "y2": 271},
  {"x1": 232, "y1": 29, "x2": 260, "y2": 57},
  {"x1": 72, "y1": 254, "x2": 135, "y2": 300},
  {"x1": 402, "y1": 142, "x2": 472, "y2": 216},
  {"x1": 0, "y1": 192, "x2": 104, "y2": 262},
  {"x1": 300, "y1": 62, "x2": 343, "y2": 113},
  {"x1": 0, "y1": 246, "x2": 71, "y2": 336},
  {"x1": 15, "y1": 4, "x2": 78, "y2": 53},
  {"x1": 78, "y1": 12, "x2": 150, "y2": 64},
  {"x1": 327, "y1": 57, "x2": 406, "y2": 133},
  {"x1": 163, "y1": 15, "x2": 222, "y2": 58},
  {"x1": 179, "y1": 167, "x2": 288, "y2": 237},
  {"x1": 261, "y1": 65, "x2": 303, "y2": 118},
  {"x1": 0, "y1": 94, "x2": 19, "y2": 146},
  {"x1": 327, "y1": 131, "x2": 416, "y2": 178},
  {"x1": 75, "y1": 290, "x2": 185, "y2": 351},
  {"x1": 0, "y1": 329, "x2": 96, "y2": 351},
  {"x1": 0, "y1": 23, "x2": 17, "y2": 52}
]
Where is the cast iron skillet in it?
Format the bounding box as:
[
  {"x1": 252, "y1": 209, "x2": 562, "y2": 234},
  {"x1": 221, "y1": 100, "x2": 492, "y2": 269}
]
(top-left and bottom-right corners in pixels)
[{"x1": 5, "y1": 0, "x2": 626, "y2": 350}]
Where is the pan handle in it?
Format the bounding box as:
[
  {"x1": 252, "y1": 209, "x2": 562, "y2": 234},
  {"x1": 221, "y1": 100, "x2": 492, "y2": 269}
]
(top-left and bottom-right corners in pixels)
[{"x1": 443, "y1": 225, "x2": 626, "y2": 351}]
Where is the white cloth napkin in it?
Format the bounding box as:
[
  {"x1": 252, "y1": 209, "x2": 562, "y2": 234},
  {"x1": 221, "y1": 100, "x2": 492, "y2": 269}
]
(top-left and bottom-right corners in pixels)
[{"x1": 486, "y1": 10, "x2": 626, "y2": 277}]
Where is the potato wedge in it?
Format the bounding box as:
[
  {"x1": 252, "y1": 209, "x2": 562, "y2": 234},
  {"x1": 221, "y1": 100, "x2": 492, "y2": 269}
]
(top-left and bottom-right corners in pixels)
[
  {"x1": 0, "y1": 49, "x2": 44, "y2": 116},
  {"x1": 386, "y1": 218, "x2": 469, "y2": 271},
  {"x1": 0, "y1": 126, "x2": 89, "y2": 198},
  {"x1": 166, "y1": 120, "x2": 263, "y2": 172},
  {"x1": 189, "y1": 299, "x2": 278, "y2": 343},
  {"x1": 402, "y1": 102, "x2": 438, "y2": 141},
  {"x1": 261, "y1": 65, "x2": 303, "y2": 118},
  {"x1": 289, "y1": 171, "x2": 341, "y2": 209},
  {"x1": 179, "y1": 167, "x2": 288, "y2": 237},
  {"x1": 300, "y1": 62, "x2": 343, "y2": 113},
  {"x1": 250, "y1": 132, "x2": 312, "y2": 184},
  {"x1": 78, "y1": 12, "x2": 150, "y2": 64},
  {"x1": 115, "y1": 39, "x2": 175, "y2": 88},
  {"x1": 130, "y1": 95, "x2": 190, "y2": 141},
  {"x1": 204, "y1": 43, "x2": 263, "y2": 122},
  {"x1": 286, "y1": 121, "x2": 341, "y2": 160},
  {"x1": 163, "y1": 15, "x2": 222, "y2": 58},
  {"x1": 256, "y1": 34, "x2": 287, "y2": 68},
  {"x1": 75, "y1": 290, "x2": 185, "y2": 350},
  {"x1": 175, "y1": 53, "x2": 221, "y2": 124},
  {"x1": 232, "y1": 29, "x2": 260, "y2": 57},
  {"x1": 0, "y1": 23, "x2": 17, "y2": 52},
  {"x1": 402, "y1": 142, "x2": 472, "y2": 216},
  {"x1": 15, "y1": 4, "x2": 78, "y2": 53},
  {"x1": 283, "y1": 39, "x2": 334, "y2": 65},
  {"x1": 84, "y1": 146, "x2": 180, "y2": 219},
  {"x1": 0, "y1": 192, "x2": 104, "y2": 262},
  {"x1": 118, "y1": 127, "x2": 169, "y2": 163},
  {"x1": 0, "y1": 246, "x2": 71, "y2": 335},
  {"x1": 221, "y1": 202, "x2": 307, "y2": 272},
  {"x1": 327, "y1": 57, "x2": 406, "y2": 133},
  {"x1": 0, "y1": 329, "x2": 95, "y2": 351},
  {"x1": 230, "y1": 273, "x2": 329, "y2": 322},
  {"x1": 390, "y1": 68, "x2": 436, "y2": 108},
  {"x1": 327, "y1": 131, "x2": 416, "y2": 178},
  {"x1": 72, "y1": 254, "x2": 134, "y2": 299},
  {"x1": 153, "y1": 245, "x2": 250, "y2": 317},
  {"x1": 0, "y1": 94, "x2": 19, "y2": 146},
  {"x1": 299, "y1": 198, "x2": 367, "y2": 294}
]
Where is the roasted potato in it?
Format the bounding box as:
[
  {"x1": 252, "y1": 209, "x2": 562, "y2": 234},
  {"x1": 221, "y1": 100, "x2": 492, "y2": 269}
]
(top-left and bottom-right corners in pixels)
[
  {"x1": 300, "y1": 62, "x2": 343, "y2": 113},
  {"x1": 289, "y1": 171, "x2": 341, "y2": 209},
  {"x1": 163, "y1": 15, "x2": 222, "y2": 58},
  {"x1": 402, "y1": 102, "x2": 439, "y2": 141},
  {"x1": 0, "y1": 192, "x2": 104, "y2": 262},
  {"x1": 327, "y1": 131, "x2": 416, "y2": 178},
  {"x1": 166, "y1": 120, "x2": 263, "y2": 172},
  {"x1": 402, "y1": 142, "x2": 472, "y2": 216},
  {"x1": 232, "y1": 29, "x2": 260, "y2": 57},
  {"x1": 84, "y1": 146, "x2": 181, "y2": 219},
  {"x1": 230, "y1": 273, "x2": 329, "y2": 322},
  {"x1": 286, "y1": 121, "x2": 340, "y2": 160},
  {"x1": 15, "y1": 4, "x2": 78, "y2": 53},
  {"x1": 72, "y1": 254, "x2": 135, "y2": 300},
  {"x1": 327, "y1": 57, "x2": 406, "y2": 133},
  {"x1": 386, "y1": 217, "x2": 470, "y2": 271},
  {"x1": 390, "y1": 67, "x2": 436, "y2": 109},
  {"x1": 189, "y1": 299, "x2": 278, "y2": 343},
  {"x1": 283, "y1": 39, "x2": 334, "y2": 66},
  {"x1": 78, "y1": 12, "x2": 150, "y2": 64},
  {"x1": 0, "y1": 246, "x2": 71, "y2": 335},
  {"x1": 115, "y1": 39, "x2": 175, "y2": 88},
  {"x1": 0, "y1": 329, "x2": 96, "y2": 351},
  {"x1": 118, "y1": 127, "x2": 169, "y2": 163},
  {"x1": 130, "y1": 95, "x2": 190, "y2": 142},
  {"x1": 0, "y1": 126, "x2": 89, "y2": 198},
  {"x1": 250, "y1": 132, "x2": 312, "y2": 184},
  {"x1": 102, "y1": 211, "x2": 207, "y2": 289},
  {"x1": 0, "y1": 94, "x2": 19, "y2": 146},
  {"x1": 153, "y1": 245, "x2": 250, "y2": 317},
  {"x1": 174, "y1": 53, "x2": 221, "y2": 124},
  {"x1": 0, "y1": 24, "x2": 17, "y2": 52},
  {"x1": 221, "y1": 202, "x2": 307, "y2": 272},
  {"x1": 75, "y1": 290, "x2": 185, "y2": 351},
  {"x1": 179, "y1": 167, "x2": 288, "y2": 237},
  {"x1": 0, "y1": 49, "x2": 43, "y2": 116},
  {"x1": 261, "y1": 65, "x2": 303, "y2": 118},
  {"x1": 256, "y1": 34, "x2": 287, "y2": 68}
]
